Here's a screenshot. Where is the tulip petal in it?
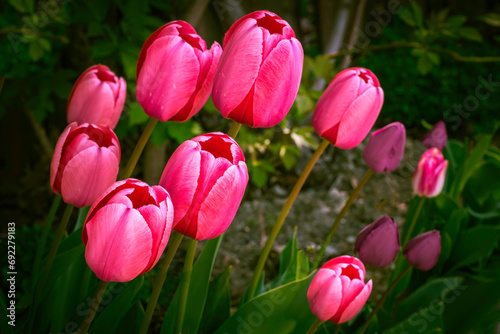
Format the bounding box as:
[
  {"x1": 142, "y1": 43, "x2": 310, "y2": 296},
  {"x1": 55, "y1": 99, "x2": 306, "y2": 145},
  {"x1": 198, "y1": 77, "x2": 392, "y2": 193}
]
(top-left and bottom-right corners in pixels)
[
  {"x1": 84, "y1": 203, "x2": 152, "y2": 282},
  {"x1": 307, "y1": 269, "x2": 342, "y2": 322},
  {"x1": 50, "y1": 123, "x2": 76, "y2": 193},
  {"x1": 334, "y1": 280, "x2": 372, "y2": 324}
]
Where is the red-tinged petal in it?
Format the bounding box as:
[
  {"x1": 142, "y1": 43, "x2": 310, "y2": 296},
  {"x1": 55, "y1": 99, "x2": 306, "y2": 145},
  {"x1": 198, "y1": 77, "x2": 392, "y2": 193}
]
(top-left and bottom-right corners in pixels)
[
  {"x1": 195, "y1": 163, "x2": 248, "y2": 240},
  {"x1": 427, "y1": 160, "x2": 448, "y2": 197},
  {"x1": 307, "y1": 269, "x2": 342, "y2": 321},
  {"x1": 137, "y1": 204, "x2": 167, "y2": 271},
  {"x1": 147, "y1": 193, "x2": 174, "y2": 269},
  {"x1": 136, "y1": 35, "x2": 199, "y2": 121},
  {"x1": 323, "y1": 256, "x2": 366, "y2": 277},
  {"x1": 335, "y1": 87, "x2": 384, "y2": 149},
  {"x1": 212, "y1": 20, "x2": 263, "y2": 116},
  {"x1": 50, "y1": 123, "x2": 77, "y2": 193},
  {"x1": 84, "y1": 204, "x2": 152, "y2": 282},
  {"x1": 334, "y1": 280, "x2": 372, "y2": 324},
  {"x1": 332, "y1": 277, "x2": 365, "y2": 323},
  {"x1": 159, "y1": 140, "x2": 201, "y2": 225},
  {"x1": 61, "y1": 147, "x2": 119, "y2": 208}
]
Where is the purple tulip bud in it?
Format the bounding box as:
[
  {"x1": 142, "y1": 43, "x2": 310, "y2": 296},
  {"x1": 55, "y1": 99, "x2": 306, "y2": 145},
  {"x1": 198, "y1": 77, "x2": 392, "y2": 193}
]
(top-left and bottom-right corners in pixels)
[
  {"x1": 404, "y1": 230, "x2": 441, "y2": 271},
  {"x1": 355, "y1": 215, "x2": 400, "y2": 267},
  {"x1": 362, "y1": 122, "x2": 406, "y2": 173},
  {"x1": 423, "y1": 121, "x2": 447, "y2": 150}
]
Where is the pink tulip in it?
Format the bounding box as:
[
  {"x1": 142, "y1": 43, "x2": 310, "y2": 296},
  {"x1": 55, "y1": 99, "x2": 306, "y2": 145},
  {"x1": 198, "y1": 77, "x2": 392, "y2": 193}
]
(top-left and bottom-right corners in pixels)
[
  {"x1": 159, "y1": 132, "x2": 248, "y2": 240},
  {"x1": 404, "y1": 230, "x2": 441, "y2": 271},
  {"x1": 307, "y1": 256, "x2": 372, "y2": 324},
  {"x1": 355, "y1": 215, "x2": 400, "y2": 267},
  {"x1": 136, "y1": 21, "x2": 222, "y2": 122},
  {"x1": 212, "y1": 10, "x2": 304, "y2": 128},
  {"x1": 312, "y1": 67, "x2": 384, "y2": 149},
  {"x1": 67, "y1": 65, "x2": 126, "y2": 129},
  {"x1": 50, "y1": 123, "x2": 120, "y2": 208},
  {"x1": 82, "y1": 179, "x2": 174, "y2": 282},
  {"x1": 423, "y1": 121, "x2": 447, "y2": 150},
  {"x1": 362, "y1": 122, "x2": 406, "y2": 173},
  {"x1": 412, "y1": 148, "x2": 448, "y2": 197}
]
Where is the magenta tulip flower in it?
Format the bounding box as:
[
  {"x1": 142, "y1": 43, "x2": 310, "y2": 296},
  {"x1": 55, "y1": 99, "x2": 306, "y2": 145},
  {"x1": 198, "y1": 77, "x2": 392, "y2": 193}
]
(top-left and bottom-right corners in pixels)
[
  {"x1": 83, "y1": 179, "x2": 174, "y2": 282},
  {"x1": 423, "y1": 121, "x2": 447, "y2": 150},
  {"x1": 312, "y1": 67, "x2": 384, "y2": 149},
  {"x1": 404, "y1": 230, "x2": 441, "y2": 271},
  {"x1": 412, "y1": 148, "x2": 448, "y2": 197},
  {"x1": 308, "y1": 256, "x2": 372, "y2": 324},
  {"x1": 362, "y1": 122, "x2": 406, "y2": 173},
  {"x1": 136, "y1": 20, "x2": 221, "y2": 122},
  {"x1": 212, "y1": 10, "x2": 303, "y2": 128},
  {"x1": 355, "y1": 216, "x2": 400, "y2": 267},
  {"x1": 67, "y1": 65, "x2": 126, "y2": 129},
  {"x1": 50, "y1": 123, "x2": 120, "y2": 208},
  {"x1": 159, "y1": 132, "x2": 248, "y2": 240}
]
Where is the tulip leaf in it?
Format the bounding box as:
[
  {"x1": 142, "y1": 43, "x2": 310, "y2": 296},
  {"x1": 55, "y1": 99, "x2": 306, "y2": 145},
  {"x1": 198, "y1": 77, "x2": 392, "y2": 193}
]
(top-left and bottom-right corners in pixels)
[
  {"x1": 214, "y1": 274, "x2": 317, "y2": 334},
  {"x1": 161, "y1": 236, "x2": 223, "y2": 334},
  {"x1": 90, "y1": 276, "x2": 145, "y2": 333},
  {"x1": 447, "y1": 226, "x2": 500, "y2": 272},
  {"x1": 128, "y1": 101, "x2": 149, "y2": 126},
  {"x1": 0, "y1": 289, "x2": 15, "y2": 334},
  {"x1": 114, "y1": 301, "x2": 145, "y2": 334},
  {"x1": 199, "y1": 266, "x2": 232, "y2": 334},
  {"x1": 383, "y1": 301, "x2": 445, "y2": 334},
  {"x1": 464, "y1": 162, "x2": 500, "y2": 206}
]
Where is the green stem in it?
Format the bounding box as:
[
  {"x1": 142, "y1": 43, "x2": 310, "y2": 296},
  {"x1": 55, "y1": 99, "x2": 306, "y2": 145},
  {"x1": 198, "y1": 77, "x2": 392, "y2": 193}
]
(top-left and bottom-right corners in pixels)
[
  {"x1": 227, "y1": 121, "x2": 242, "y2": 139},
  {"x1": 312, "y1": 169, "x2": 375, "y2": 270},
  {"x1": 247, "y1": 139, "x2": 331, "y2": 301},
  {"x1": 402, "y1": 196, "x2": 426, "y2": 247},
  {"x1": 358, "y1": 266, "x2": 411, "y2": 334},
  {"x1": 307, "y1": 318, "x2": 323, "y2": 334},
  {"x1": 121, "y1": 117, "x2": 158, "y2": 179},
  {"x1": 175, "y1": 238, "x2": 197, "y2": 334},
  {"x1": 139, "y1": 232, "x2": 184, "y2": 334},
  {"x1": 79, "y1": 280, "x2": 110, "y2": 334}
]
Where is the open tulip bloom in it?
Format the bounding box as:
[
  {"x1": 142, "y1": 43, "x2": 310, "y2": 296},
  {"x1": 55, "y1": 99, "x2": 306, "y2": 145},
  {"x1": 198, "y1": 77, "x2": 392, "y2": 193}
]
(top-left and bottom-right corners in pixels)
[
  {"x1": 159, "y1": 132, "x2": 248, "y2": 240},
  {"x1": 212, "y1": 10, "x2": 303, "y2": 128}
]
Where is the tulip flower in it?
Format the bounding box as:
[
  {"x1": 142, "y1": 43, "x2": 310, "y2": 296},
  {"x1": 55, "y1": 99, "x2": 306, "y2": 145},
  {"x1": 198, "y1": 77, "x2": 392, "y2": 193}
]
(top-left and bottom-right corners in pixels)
[
  {"x1": 312, "y1": 67, "x2": 384, "y2": 149},
  {"x1": 212, "y1": 10, "x2": 303, "y2": 128},
  {"x1": 404, "y1": 230, "x2": 441, "y2": 271},
  {"x1": 67, "y1": 65, "x2": 126, "y2": 129},
  {"x1": 50, "y1": 123, "x2": 120, "y2": 208},
  {"x1": 412, "y1": 148, "x2": 448, "y2": 197},
  {"x1": 362, "y1": 122, "x2": 406, "y2": 173},
  {"x1": 136, "y1": 20, "x2": 221, "y2": 122},
  {"x1": 159, "y1": 132, "x2": 248, "y2": 240},
  {"x1": 307, "y1": 255, "x2": 372, "y2": 324},
  {"x1": 82, "y1": 179, "x2": 174, "y2": 282},
  {"x1": 423, "y1": 121, "x2": 447, "y2": 150},
  {"x1": 355, "y1": 216, "x2": 400, "y2": 267}
]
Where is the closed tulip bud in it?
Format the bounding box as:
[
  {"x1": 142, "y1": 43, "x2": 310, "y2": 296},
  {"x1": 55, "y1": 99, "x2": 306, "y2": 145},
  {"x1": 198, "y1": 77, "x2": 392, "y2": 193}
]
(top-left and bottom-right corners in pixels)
[
  {"x1": 412, "y1": 148, "x2": 448, "y2": 198},
  {"x1": 212, "y1": 10, "x2": 304, "y2": 128},
  {"x1": 362, "y1": 122, "x2": 406, "y2": 173},
  {"x1": 82, "y1": 179, "x2": 174, "y2": 282},
  {"x1": 67, "y1": 65, "x2": 126, "y2": 129},
  {"x1": 404, "y1": 230, "x2": 441, "y2": 271},
  {"x1": 355, "y1": 215, "x2": 400, "y2": 267},
  {"x1": 307, "y1": 256, "x2": 372, "y2": 324},
  {"x1": 159, "y1": 132, "x2": 248, "y2": 240},
  {"x1": 423, "y1": 121, "x2": 447, "y2": 150},
  {"x1": 136, "y1": 21, "x2": 221, "y2": 122},
  {"x1": 50, "y1": 123, "x2": 120, "y2": 208},
  {"x1": 312, "y1": 67, "x2": 384, "y2": 149}
]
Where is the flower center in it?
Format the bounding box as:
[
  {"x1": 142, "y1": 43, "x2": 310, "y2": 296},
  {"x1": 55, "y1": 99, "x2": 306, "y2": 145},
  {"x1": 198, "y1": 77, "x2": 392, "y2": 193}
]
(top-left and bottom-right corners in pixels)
[
  {"x1": 341, "y1": 264, "x2": 361, "y2": 280},
  {"x1": 199, "y1": 136, "x2": 234, "y2": 162},
  {"x1": 256, "y1": 13, "x2": 286, "y2": 35}
]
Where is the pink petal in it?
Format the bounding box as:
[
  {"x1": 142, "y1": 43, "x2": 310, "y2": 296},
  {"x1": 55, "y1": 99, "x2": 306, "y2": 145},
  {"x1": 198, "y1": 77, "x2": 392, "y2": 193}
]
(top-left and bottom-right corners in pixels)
[
  {"x1": 334, "y1": 280, "x2": 372, "y2": 324},
  {"x1": 426, "y1": 160, "x2": 448, "y2": 197},
  {"x1": 307, "y1": 269, "x2": 342, "y2": 321},
  {"x1": 84, "y1": 203, "x2": 152, "y2": 282},
  {"x1": 50, "y1": 123, "x2": 76, "y2": 193}
]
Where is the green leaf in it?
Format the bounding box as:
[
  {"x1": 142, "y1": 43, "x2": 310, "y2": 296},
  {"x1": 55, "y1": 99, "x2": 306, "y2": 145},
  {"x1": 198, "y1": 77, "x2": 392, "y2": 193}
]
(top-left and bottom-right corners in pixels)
[
  {"x1": 457, "y1": 135, "x2": 492, "y2": 197},
  {"x1": 0, "y1": 288, "x2": 15, "y2": 334},
  {"x1": 120, "y1": 47, "x2": 141, "y2": 80},
  {"x1": 384, "y1": 300, "x2": 445, "y2": 334},
  {"x1": 161, "y1": 236, "x2": 223, "y2": 334},
  {"x1": 448, "y1": 226, "x2": 500, "y2": 271},
  {"x1": 199, "y1": 266, "x2": 232, "y2": 334},
  {"x1": 279, "y1": 145, "x2": 299, "y2": 171},
  {"x1": 411, "y1": 2, "x2": 424, "y2": 27},
  {"x1": 478, "y1": 13, "x2": 500, "y2": 27},
  {"x1": 447, "y1": 15, "x2": 467, "y2": 28},
  {"x1": 399, "y1": 7, "x2": 416, "y2": 27},
  {"x1": 465, "y1": 162, "x2": 500, "y2": 206},
  {"x1": 459, "y1": 27, "x2": 482, "y2": 42},
  {"x1": 214, "y1": 274, "x2": 317, "y2": 334},
  {"x1": 417, "y1": 54, "x2": 433, "y2": 74},
  {"x1": 114, "y1": 302, "x2": 145, "y2": 334},
  {"x1": 28, "y1": 39, "x2": 45, "y2": 61},
  {"x1": 128, "y1": 102, "x2": 148, "y2": 126},
  {"x1": 8, "y1": 0, "x2": 34, "y2": 13}
]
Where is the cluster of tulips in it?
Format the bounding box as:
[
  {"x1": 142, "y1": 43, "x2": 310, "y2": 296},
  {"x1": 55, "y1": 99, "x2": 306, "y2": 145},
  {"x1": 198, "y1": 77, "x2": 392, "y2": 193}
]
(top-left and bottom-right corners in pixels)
[{"x1": 45, "y1": 9, "x2": 450, "y2": 333}]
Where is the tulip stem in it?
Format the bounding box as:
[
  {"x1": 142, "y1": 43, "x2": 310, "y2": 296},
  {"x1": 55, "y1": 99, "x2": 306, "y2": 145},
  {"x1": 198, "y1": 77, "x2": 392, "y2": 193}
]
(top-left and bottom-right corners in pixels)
[
  {"x1": 358, "y1": 265, "x2": 411, "y2": 334},
  {"x1": 139, "y1": 232, "x2": 184, "y2": 334},
  {"x1": 228, "y1": 121, "x2": 242, "y2": 139},
  {"x1": 312, "y1": 169, "x2": 375, "y2": 270},
  {"x1": 307, "y1": 318, "x2": 323, "y2": 334},
  {"x1": 402, "y1": 196, "x2": 426, "y2": 247},
  {"x1": 79, "y1": 280, "x2": 110, "y2": 334},
  {"x1": 247, "y1": 138, "x2": 331, "y2": 301},
  {"x1": 122, "y1": 117, "x2": 159, "y2": 179},
  {"x1": 175, "y1": 238, "x2": 198, "y2": 334}
]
